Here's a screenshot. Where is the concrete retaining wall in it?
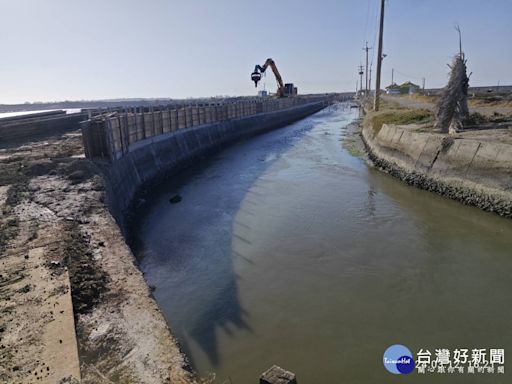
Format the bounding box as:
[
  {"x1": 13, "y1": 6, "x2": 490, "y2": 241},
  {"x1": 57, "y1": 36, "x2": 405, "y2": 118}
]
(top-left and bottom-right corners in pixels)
[
  {"x1": 86, "y1": 100, "x2": 329, "y2": 230},
  {"x1": 362, "y1": 123, "x2": 512, "y2": 217},
  {"x1": 0, "y1": 112, "x2": 88, "y2": 147},
  {"x1": 82, "y1": 96, "x2": 331, "y2": 161}
]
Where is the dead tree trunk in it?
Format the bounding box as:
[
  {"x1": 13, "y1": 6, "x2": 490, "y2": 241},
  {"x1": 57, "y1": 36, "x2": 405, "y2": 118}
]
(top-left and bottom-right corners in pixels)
[{"x1": 434, "y1": 54, "x2": 470, "y2": 134}]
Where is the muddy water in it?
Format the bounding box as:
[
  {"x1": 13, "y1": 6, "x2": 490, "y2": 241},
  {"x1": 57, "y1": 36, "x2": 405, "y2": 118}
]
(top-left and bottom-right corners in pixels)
[{"x1": 132, "y1": 104, "x2": 512, "y2": 383}]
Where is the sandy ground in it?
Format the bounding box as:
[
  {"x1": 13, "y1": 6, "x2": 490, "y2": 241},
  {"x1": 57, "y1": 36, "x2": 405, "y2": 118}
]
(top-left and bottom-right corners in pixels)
[{"x1": 0, "y1": 132, "x2": 196, "y2": 383}]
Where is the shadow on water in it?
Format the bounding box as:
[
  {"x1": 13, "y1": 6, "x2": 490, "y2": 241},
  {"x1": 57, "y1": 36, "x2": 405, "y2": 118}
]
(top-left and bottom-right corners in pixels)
[
  {"x1": 179, "y1": 272, "x2": 252, "y2": 367},
  {"x1": 128, "y1": 102, "x2": 512, "y2": 383},
  {"x1": 129, "y1": 106, "x2": 340, "y2": 368}
]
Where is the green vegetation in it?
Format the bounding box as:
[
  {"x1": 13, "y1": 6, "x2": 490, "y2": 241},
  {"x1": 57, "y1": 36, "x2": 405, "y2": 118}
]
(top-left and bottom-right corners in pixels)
[
  {"x1": 341, "y1": 125, "x2": 366, "y2": 158},
  {"x1": 366, "y1": 109, "x2": 433, "y2": 134},
  {"x1": 343, "y1": 140, "x2": 366, "y2": 158}
]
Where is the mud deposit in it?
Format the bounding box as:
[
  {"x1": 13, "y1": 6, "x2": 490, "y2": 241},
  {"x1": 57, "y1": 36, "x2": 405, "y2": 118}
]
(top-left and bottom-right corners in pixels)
[{"x1": 0, "y1": 132, "x2": 194, "y2": 383}]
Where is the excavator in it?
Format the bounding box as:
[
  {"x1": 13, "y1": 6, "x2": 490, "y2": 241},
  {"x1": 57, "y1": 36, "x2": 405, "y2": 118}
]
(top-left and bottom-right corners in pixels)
[{"x1": 251, "y1": 58, "x2": 297, "y2": 97}]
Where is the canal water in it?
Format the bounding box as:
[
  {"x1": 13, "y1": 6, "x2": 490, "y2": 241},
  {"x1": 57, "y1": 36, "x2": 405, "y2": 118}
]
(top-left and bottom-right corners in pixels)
[
  {"x1": 0, "y1": 109, "x2": 81, "y2": 119},
  {"x1": 132, "y1": 104, "x2": 512, "y2": 383}
]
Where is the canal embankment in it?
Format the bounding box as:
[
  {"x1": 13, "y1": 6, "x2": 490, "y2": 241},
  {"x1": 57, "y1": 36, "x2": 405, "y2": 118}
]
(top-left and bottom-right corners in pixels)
[
  {"x1": 129, "y1": 102, "x2": 512, "y2": 383},
  {"x1": 0, "y1": 131, "x2": 197, "y2": 383},
  {"x1": 82, "y1": 97, "x2": 334, "y2": 232},
  {"x1": 0, "y1": 110, "x2": 88, "y2": 148},
  {"x1": 4, "y1": 98, "x2": 506, "y2": 382},
  {"x1": 76, "y1": 96, "x2": 336, "y2": 382},
  {"x1": 361, "y1": 118, "x2": 512, "y2": 218},
  {"x1": 0, "y1": 96, "x2": 339, "y2": 383}
]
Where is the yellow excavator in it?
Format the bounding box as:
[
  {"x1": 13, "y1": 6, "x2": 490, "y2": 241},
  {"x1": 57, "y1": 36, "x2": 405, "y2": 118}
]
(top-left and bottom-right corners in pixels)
[{"x1": 251, "y1": 58, "x2": 297, "y2": 97}]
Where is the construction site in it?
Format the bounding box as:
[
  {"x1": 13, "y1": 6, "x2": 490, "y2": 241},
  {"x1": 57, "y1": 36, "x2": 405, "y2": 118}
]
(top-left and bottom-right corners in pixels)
[{"x1": 1, "y1": 1, "x2": 512, "y2": 383}]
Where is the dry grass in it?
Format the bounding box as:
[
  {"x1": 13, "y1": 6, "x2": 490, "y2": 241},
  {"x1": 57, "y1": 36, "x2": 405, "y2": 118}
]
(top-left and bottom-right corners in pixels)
[
  {"x1": 468, "y1": 94, "x2": 512, "y2": 108},
  {"x1": 364, "y1": 108, "x2": 434, "y2": 135},
  {"x1": 362, "y1": 97, "x2": 404, "y2": 110},
  {"x1": 408, "y1": 93, "x2": 440, "y2": 104}
]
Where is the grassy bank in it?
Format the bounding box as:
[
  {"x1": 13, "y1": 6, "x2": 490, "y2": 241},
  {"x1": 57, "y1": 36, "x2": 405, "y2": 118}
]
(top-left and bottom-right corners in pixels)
[{"x1": 362, "y1": 99, "x2": 434, "y2": 135}]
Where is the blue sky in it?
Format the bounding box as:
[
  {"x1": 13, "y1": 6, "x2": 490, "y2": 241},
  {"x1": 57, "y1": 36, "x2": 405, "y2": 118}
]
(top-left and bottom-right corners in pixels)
[{"x1": 0, "y1": 0, "x2": 510, "y2": 103}]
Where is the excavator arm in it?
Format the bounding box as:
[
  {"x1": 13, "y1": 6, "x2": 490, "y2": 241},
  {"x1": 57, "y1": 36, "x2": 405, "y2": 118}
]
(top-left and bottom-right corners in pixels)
[{"x1": 251, "y1": 58, "x2": 285, "y2": 97}]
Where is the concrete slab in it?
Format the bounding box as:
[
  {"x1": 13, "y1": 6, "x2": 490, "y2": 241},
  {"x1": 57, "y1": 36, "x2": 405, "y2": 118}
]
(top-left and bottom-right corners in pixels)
[{"x1": 28, "y1": 247, "x2": 80, "y2": 384}]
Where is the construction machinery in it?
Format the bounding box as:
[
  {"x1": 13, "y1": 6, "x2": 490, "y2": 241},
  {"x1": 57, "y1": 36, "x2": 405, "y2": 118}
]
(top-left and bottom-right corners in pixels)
[{"x1": 251, "y1": 58, "x2": 297, "y2": 97}]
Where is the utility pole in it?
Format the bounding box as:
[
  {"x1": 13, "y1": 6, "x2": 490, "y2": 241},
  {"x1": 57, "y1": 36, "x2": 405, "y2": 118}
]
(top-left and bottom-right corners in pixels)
[
  {"x1": 422, "y1": 77, "x2": 425, "y2": 92},
  {"x1": 391, "y1": 68, "x2": 394, "y2": 84},
  {"x1": 373, "y1": 0, "x2": 385, "y2": 111},
  {"x1": 369, "y1": 68, "x2": 372, "y2": 94},
  {"x1": 358, "y1": 65, "x2": 364, "y2": 98},
  {"x1": 363, "y1": 42, "x2": 371, "y2": 96}
]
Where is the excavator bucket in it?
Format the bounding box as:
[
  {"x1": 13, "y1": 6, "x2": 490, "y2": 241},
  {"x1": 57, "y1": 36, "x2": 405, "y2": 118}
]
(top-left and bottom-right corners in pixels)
[{"x1": 251, "y1": 71, "x2": 261, "y2": 87}]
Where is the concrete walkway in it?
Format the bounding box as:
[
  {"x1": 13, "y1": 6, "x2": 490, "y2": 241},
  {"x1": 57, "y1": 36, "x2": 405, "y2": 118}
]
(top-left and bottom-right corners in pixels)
[{"x1": 0, "y1": 175, "x2": 81, "y2": 383}]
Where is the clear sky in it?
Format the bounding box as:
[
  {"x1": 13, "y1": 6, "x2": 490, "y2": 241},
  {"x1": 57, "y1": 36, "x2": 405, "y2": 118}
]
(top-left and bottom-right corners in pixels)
[{"x1": 1, "y1": 0, "x2": 510, "y2": 103}]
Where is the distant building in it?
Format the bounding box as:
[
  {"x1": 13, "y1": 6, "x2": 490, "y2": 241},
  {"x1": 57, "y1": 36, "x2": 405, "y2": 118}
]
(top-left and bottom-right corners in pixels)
[
  {"x1": 385, "y1": 83, "x2": 401, "y2": 94},
  {"x1": 402, "y1": 81, "x2": 421, "y2": 94},
  {"x1": 258, "y1": 90, "x2": 268, "y2": 97},
  {"x1": 385, "y1": 81, "x2": 421, "y2": 95}
]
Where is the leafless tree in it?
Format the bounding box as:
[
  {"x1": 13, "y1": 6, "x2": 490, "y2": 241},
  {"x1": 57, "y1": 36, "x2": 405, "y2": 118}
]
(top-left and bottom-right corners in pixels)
[{"x1": 434, "y1": 26, "x2": 470, "y2": 134}]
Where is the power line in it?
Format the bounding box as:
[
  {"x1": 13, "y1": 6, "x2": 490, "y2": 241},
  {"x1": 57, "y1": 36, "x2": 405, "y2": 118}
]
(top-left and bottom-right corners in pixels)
[
  {"x1": 361, "y1": 0, "x2": 377, "y2": 68},
  {"x1": 374, "y1": 0, "x2": 385, "y2": 111},
  {"x1": 358, "y1": 65, "x2": 364, "y2": 97},
  {"x1": 393, "y1": 69, "x2": 423, "y2": 81},
  {"x1": 363, "y1": 0, "x2": 371, "y2": 44},
  {"x1": 369, "y1": 0, "x2": 380, "y2": 69},
  {"x1": 363, "y1": 42, "x2": 373, "y2": 96}
]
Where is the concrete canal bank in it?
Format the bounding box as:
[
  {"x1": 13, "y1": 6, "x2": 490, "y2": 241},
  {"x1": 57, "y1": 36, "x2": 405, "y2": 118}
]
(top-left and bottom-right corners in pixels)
[
  {"x1": 0, "y1": 96, "x2": 334, "y2": 383},
  {"x1": 130, "y1": 103, "x2": 512, "y2": 383},
  {"x1": 361, "y1": 122, "x2": 512, "y2": 217},
  {"x1": 77, "y1": 96, "x2": 334, "y2": 382},
  {"x1": 3, "y1": 98, "x2": 510, "y2": 383},
  {"x1": 0, "y1": 133, "x2": 197, "y2": 383},
  {"x1": 83, "y1": 97, "x2": 332, "y2": 231}
]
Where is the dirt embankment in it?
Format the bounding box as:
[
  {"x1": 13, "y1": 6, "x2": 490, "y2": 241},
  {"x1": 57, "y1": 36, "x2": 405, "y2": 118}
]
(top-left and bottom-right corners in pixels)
[{"x1": 0, "y1": 132, "x2": 196, "y2": 383}]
